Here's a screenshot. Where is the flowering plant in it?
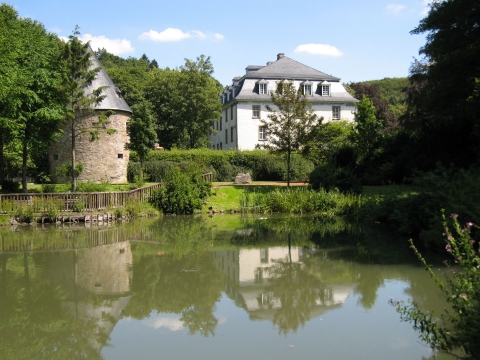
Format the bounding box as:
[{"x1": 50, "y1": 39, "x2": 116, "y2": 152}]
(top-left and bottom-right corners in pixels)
[{"x1": 390, "y1": 214, "x2": 480, "y2": 359}]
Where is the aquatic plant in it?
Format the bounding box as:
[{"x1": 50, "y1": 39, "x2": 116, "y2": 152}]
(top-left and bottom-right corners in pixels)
[{"x1": 390, "y1": 214, "x2": 480, "y2": 359}]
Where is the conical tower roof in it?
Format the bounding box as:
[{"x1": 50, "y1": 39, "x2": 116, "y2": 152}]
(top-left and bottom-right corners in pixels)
[{"x1": 85, "y1": 47, "x2": 132, "y2": 113}]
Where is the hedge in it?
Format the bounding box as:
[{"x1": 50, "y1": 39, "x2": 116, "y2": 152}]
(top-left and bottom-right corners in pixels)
[{"x1": 128, "y1": 149, "x2": 314, "y2": 182}]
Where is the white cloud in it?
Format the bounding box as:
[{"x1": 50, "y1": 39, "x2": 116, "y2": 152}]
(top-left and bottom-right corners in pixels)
[
  {"x1": 139, "y1": 28, "x2": 224, "y2": 42},
  {"x1": 142, "y1": 317, "x2": 184, "y2": 331},
  {"x1": 139, "y1": 28, "x2": 192, "y2": 42},
  {"x1": 294, "y1": 44, "x2": 343, "y2": 57},
  {"x1": 78, "y1": 34, "x2": 134, "y2": 55},
  {"x1": 213, "y1": 33, "x2": 225, "y2": 41},
  {"x1": 192, "y1": 30, "x2": 207, "y2": 40},
  {"x1": 386, "y1": 3, "x2": 406, "y2": 14}
]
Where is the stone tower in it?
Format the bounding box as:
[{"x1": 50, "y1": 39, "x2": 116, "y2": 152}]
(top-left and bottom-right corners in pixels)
[{"x1": 49, "y1": 49, "x2": 132, "y2": 184}]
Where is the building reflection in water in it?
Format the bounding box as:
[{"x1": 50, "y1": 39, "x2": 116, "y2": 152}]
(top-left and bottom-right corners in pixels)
[{"x1": 211, "y1": 246, "x2": 355, "y2": 332}]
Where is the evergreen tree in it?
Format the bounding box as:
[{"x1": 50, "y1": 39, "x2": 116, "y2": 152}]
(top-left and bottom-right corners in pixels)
[{"x1": 61, "y1": 26, "x2": 113, "y2": 191}]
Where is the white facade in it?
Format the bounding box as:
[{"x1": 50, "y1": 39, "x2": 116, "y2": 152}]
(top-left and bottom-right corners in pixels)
[{"x1": 209, "y1": 53, "x2": 358, "y2": 150}]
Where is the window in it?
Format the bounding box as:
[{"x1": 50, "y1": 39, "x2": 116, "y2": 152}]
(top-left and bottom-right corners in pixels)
[
  {"x1": 217, "y1": 144, "x2": 219, "y2": 150},
  {"x1": 225, "y1": 108, "x2": 228, "y2": 122},
  {"x1": 259, "y1": 126, "x2": 267, "y2": 141},
  {"x1": 322, "y1": 85, "x2": 331, "y2": 96},
  {"x1": 230, "y1": 105, "x2": 233, "y2": 120},
  {"x1": 252, "y1": 105, "x2": 260, "y2": 118},
  {"x1": 53, "y1": 154, "x2": 58, "y2": 160},
  {"x1": 225, "y1": 129, "x2": 228, "y2": 144},
  {"x1": 332, "y1": 106, "x2": 340, "y2": 120},
  {"x1": 118, "y1": 153, "x2": 124, "y2": 159},
  {"x1": 259, "y1": 83, "x2": 267, "y2": 94},
  {"x1": 220, "y1": 142, "x2": 223, "y2": 150},
  {"x1": 220, "y1": 118, "x2": 222, "y2": 130},
  {"x1": 304, "y1": 84, "x2": 312, "y2": 96},
  {"x1": 231, "y1": 127, "x2": 234, "y2": 143}
]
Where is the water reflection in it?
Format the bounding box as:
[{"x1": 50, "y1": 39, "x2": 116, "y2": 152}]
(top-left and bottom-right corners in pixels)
[{"x1": 0, "y1": 215, "x2": 455, "y2": 359}]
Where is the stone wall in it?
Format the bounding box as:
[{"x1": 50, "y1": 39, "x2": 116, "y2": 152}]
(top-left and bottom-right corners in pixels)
[{"x1": 49, "y1": 110, "x2": 130, "y2": 184}]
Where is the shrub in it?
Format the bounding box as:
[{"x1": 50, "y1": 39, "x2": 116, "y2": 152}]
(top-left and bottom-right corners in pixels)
[
  {"x1": 76, "y1": 181, "x2": 109, "y2": 192},
  {"x1": 1, "y1": 179, "x2": 20, "y2": 193},
  {"x1": 150, "y1": 168, "x2": 210, "y2": 215},
  {"x1": 15, "y1": 204, "x2": 34, "y2": 223}
]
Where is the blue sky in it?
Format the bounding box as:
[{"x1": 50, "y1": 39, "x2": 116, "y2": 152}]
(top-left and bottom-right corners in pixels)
[{"x1": 9, "y1": 0, "x2": 431, "y2": 86}]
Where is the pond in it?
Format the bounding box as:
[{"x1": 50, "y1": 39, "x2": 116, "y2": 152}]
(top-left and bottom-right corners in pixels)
[{"x1": 0, "y1": 215, "x2": 456, "y2": 360}]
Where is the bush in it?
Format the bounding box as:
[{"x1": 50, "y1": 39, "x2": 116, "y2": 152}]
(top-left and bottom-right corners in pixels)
[
  {"x1": 1, "y1": 179, "x2": 20, "y2": 193},
  {"x1": 309, "y1": 164, "x2": 362, "y2": 194},
  {"x1": 150, "y1": 168, "x2": 211, "y2": 215}
]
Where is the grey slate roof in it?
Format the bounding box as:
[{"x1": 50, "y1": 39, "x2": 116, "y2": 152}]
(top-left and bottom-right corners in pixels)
[
  {"x1": 244, "y1": 56, "x2": 340, "y2": 81},
  {"x1": 85, "y1": 48, "x2": 132, "y2": 113}
]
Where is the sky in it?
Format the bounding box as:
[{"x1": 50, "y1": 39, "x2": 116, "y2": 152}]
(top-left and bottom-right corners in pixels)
[{"x1": 9, "y1": 0, "x2": 431, "y2": 86}]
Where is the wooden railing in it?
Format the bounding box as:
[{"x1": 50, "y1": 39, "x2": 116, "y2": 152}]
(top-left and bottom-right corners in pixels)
[
  {"x1": 0, "y1": 173, "x2": 213, "y2": 213},
  {"x1": 0, "y1": 183, "x2": 164, "y2": 213}
]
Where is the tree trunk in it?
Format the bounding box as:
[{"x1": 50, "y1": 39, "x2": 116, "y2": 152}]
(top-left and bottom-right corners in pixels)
[
  {"x1": 71, "y1": 120, "x2": 76, "y2": 192},
  {"x1": 0, "y1": 133, "x2": 5, "y2": 186},
  {"x1": 22, "y1": 136, "x2": 28, "y2": 193},
  {"x1": 287, "y1": 149, "x2": 291, "y2": 187}
]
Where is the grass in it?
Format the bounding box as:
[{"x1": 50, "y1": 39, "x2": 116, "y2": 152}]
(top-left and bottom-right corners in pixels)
[{"x1": 362, "y1": 184, "x2": 419, "y2": 197}]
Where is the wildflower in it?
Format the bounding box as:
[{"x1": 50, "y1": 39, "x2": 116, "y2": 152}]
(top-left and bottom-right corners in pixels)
[
  {"x1": 471, "y1": 240, "x2": 476, "y2": 244},
  {"x1": 451, "y1": 213, "x2": 458, "y2": 219},
  {"x1": 467, "y1": 222, "x2": 474, "y2": 227},
  {"x1": 446, "y1": 244, "x2": 451, "y2": 253},
  {"x1": 461, "y1": 294, "x2": 467, "y2": 300}
]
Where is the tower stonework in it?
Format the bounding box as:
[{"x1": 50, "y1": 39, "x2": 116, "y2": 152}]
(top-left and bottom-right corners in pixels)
[{"x1": 49, "y1": 49, "x2": 132, "y2": 184}]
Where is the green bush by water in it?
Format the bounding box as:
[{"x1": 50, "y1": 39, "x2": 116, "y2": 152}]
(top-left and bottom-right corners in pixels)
[{"x1": 150, "y1": 168, "x2": 212, "y2": 215}]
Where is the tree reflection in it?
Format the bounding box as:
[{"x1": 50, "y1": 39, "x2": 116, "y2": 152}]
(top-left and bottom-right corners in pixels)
[
  {"x1": 0, "y1": 253, "x2": 104, "y2": 360},
  {"x1": 124, "y1": 252, "x2": 224, "y2": 337}
]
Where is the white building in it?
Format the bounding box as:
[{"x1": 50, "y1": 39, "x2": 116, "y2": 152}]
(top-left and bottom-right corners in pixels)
[{"x1": 209, "y1": 53, "x2": 358, "y2": 150}]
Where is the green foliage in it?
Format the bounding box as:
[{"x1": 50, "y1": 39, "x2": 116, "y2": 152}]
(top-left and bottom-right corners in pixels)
[
  {"x1": 1, "y1": 179, "x2": 20, "y2": 193},
  {"x1": 390, "y1": 216, "x2": 480, "y2": 359},
  {"x1": 126, "y1": 100, "x2": 157, "y2": 166},
  {"x1": 76, "y1": 181, "x2": 110, "y2": 192},
  {"x1": 0, "y1": 4, "x2": 65, "y2": 190},
  {"x1": 128, "y1": 149, "x2": 314, "y2": 183},
  {"x1": 260, "y1": 80, "x2": 320, "y2": 186},
  {"x1": 55, "y1": 162, "x2": 83, "y2": 180},
  {"x1": 60, "y1": 26, "x2": 114, "y2": 191},
  {"x1": 14, "y1": 204, "x2": 34, "y2": 223},
  {"x1": 145, "y1": 55, "x2": 223, "y2": 149},
  {"x1": 360, "y1": 167, "x2": 480, "y2": 249},
  {"x1": 302, "y1": 120, "x2": 354, "y2": 166},
  {"x1": 352, "y1": 95, "x2": 383, "y2": 161},
  {"x1": 150, "y1": 169, "x2": 211, "y2": 215},
  {"x1": 400, "y1": 0, "x2": 480, "y2": 169}
]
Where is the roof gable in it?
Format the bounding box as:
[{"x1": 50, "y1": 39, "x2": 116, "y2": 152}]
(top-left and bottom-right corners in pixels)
[{"x1": 245, "y1": 56, "x2": 340, "y2": 81}]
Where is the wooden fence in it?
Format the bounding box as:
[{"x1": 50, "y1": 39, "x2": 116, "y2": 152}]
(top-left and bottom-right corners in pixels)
[
  {"x1": 0, "y1": 183, "x2": 163, "y2": 213},
  {"x1": 0, "y1": 173, "x2": 213, "y2": 213}
]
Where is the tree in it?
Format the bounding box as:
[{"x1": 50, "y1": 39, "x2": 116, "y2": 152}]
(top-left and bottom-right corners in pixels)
[
  {"x1": 352, "y1": 95, "x2": 382, "y2": 161},
  {"x1": 349, "y1": 82, "x2": 398, "y2": 132},
  {"x1": 61, "y1": 27, "x2": 113, "y2": 191},
  {"x1": 146, "y1": 55, "x2": 222, "y2": 149},
  {"x1": 260, "y1": 80, "x2": 320, "y2": 186},
  {"x1": 0, "y1": 4, "x2": 64, "y2": 191},
  {"x1": 126, "y1": 100, "x2": 157, "y2": 180},
  {"x1": 401, "y1": 0, "x2": 480, "y2": 167}
]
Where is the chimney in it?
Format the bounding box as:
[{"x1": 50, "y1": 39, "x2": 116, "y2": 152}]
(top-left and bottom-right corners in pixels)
[
  {"x1": 277, "y1": 53, "x2": 284, "y2": 60},
  {"x1": 266, "y1": 61, "x2": 273, "y2": 66}
]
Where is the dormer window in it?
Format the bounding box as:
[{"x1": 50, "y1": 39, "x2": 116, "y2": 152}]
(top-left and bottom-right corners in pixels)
[
  {"x1": 302, "y1": 81, "x2": 313, "y2": 96},
  {"x1": 232, "y1": 89, "x2": 236, "y2": 98},
  {"x1": 321, "y1": 82, "x2": 331, "y2": 96},
  {"x1": 227, "y1": 92, "x2": 230, "y2": 101},
  {"x1": 257, "y1": 79, "x2": 269, "y2": 95}
]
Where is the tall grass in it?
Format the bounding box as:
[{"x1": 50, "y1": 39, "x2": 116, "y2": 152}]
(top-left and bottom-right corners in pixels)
[{"x1": 239, "y1": 187, "x2": 363, "y2": 218}]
